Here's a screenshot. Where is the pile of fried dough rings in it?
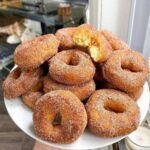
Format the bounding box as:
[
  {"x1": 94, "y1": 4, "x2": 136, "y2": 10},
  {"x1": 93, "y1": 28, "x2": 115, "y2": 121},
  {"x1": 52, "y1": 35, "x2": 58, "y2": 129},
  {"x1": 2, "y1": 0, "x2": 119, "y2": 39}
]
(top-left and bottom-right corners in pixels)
[{"x1": 3, "y1": 24, "x2": 149, "y2": 144}]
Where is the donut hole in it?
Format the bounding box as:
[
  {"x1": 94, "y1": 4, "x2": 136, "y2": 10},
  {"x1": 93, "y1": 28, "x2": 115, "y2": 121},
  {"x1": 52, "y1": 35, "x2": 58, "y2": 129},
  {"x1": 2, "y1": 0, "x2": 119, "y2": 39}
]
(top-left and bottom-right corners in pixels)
[
  {"x1": 104, "y1": 99, "x2": 125, "y2": 113},
  {"x1": 52, "y1": 112, "x2": 62, "y2": 126},
  {"x1": 13, "y1": 68, "x2": 21, "y2": 79},
  {"x1": 121, "y1": 62, "x2": 141, "y2": 72},
  {"x1": 67, "y1": 55, "x2": 79, "y2": 66}
]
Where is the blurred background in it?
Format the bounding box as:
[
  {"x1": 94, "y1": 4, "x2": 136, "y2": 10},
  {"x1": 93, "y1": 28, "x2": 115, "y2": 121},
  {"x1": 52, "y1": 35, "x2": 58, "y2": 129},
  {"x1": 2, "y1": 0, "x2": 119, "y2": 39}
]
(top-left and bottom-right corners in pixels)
[{"x1": 0, "y1": 0, "x2": 149, "y2": 150}]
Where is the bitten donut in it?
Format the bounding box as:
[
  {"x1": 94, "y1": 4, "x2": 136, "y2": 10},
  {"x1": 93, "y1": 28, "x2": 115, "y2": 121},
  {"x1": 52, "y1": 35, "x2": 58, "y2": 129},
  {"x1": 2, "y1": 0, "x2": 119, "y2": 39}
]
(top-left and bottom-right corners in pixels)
[
  {"x1": 14, "y1": 34, "x2": 59, "y2": 70},
  {"x1": 43, "y1": 75, "x2": 96, "y2": 101},
  {"x1": 49, "y1": 50, "x2": 95, "y2": 85},
  {"x1": 86, "y1": 89, "x2": 140, "y2": 137},
  {"x1": 3, "y1": 67, "x2": 43, "y2": 99},
  {"x1": 103, "y1": 49, "x2": 148, "y2": 93},
  {"x1": 33, "y1": 90, "x2": 87, "y2": 143},
  {"x1": 101, "y1": 30, "x2": 129, "y2": 50},
  {"x1": 73, "y1": 26, "x2": 112, "y2": 63}
]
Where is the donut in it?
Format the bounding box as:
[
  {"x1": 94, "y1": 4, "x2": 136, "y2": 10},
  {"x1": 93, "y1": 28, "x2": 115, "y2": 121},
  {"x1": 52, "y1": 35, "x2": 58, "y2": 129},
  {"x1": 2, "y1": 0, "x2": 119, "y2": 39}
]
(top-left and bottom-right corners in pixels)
[
  {"x1": 33, "y1": 90, "x2": 87, "y2": 143},
  {"x1": 49, "y1": 50, "x2": 95, "y2": 85},
  {"x1": 55, "y1": 27, "x2": 76, "y2": 49},
  {"x1": 101, "y1": 30, "x2": 129, "y2": 50},
  {"x1": 22, "y1": 79, "x2": 44, "y2": 109},
  {"x1": 88, "y1": 32, "x2": 113, "y2": 63},
  {"x1": 99, "y1": 81, "x2": 143, "y2": 101},
  {"x1": 86, "y1": 89, "x2": 140, "y2": 137},
  {"x1": 3, "y1": 67, "x2": 43, "y2": 99},
  {"x1": 22, "y1": 91, "x2": 43, "y2": 109},
  {"x1": 127, "y1": 87, "x2": 143, "y2": 101},
  {"x1": 14, "y1": 34, "x2": 59, "y2": 70},
  {"x1": 103, "y1": 49, "x2": 148, "y2": 93},
  {"x1": 73, "y1": 26, "x2": 112, "y2": 63},
  {"x1": 43, "y1": 75, "x2": 96, "y2": 101},
  {"x1": 55, "y1": 24, "x2": 95, "y2": 50}
]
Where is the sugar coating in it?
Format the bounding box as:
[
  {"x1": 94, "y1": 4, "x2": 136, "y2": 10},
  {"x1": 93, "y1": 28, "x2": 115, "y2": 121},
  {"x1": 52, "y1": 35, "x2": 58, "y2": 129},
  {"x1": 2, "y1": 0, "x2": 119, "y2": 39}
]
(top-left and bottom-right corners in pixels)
[
  {"x1": 33, "y1": 90, "x2": 87, "y2": 143},
  {"x1": 14, "y1": 34, "x2": 59, "y2": 70},
  {"x1": 3, "y1": 67, "x2": 43, "y2": 99},
  {"x1": 43, "y1": 75, "x2": 96, "y2": 101},
  {"x1": 102, "y1": 49, "x2": 149, "y2": 93},
  {"x1": 49, "y1": 50, "x2": 95, "y2": 85},
  {"x1": 86, "y1": 89, "x2": 140, "y2": 137},
  {"x1": 101, "y1": 30, "x2": 129, "y2": 50}
]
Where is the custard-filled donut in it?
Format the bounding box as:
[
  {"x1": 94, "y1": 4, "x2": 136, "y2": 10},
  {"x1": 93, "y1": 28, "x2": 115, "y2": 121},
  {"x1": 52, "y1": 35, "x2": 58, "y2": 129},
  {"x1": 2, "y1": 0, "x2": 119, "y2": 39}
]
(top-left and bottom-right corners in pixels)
[
  {"x1": 101, "y1": 30, "x2": 129, "y2": 50},
  {"x1": 22, "y1": 91, "x2": 43, "y2": 109},
  {"x1": 43, "y1": 75, "x2": 96, "y2": 101},
  {"x1": 14, "y1": 34, "x2": 59, "y2": 70},
  {"x1": 86, "y1": 89, "x2": 140, "y2": 137},
  {"x1": 103, "y1": 50, "x2": 148, "y2": 93},
  {"x1": 49, "y1": 50, "x2": 95, "y2": 85},
  {"x1": 33, "y1": 90, "x2": 87, "y2": 143},
  {"x1": 3, "y1": 67, "x2": 43, "y2": 99}
]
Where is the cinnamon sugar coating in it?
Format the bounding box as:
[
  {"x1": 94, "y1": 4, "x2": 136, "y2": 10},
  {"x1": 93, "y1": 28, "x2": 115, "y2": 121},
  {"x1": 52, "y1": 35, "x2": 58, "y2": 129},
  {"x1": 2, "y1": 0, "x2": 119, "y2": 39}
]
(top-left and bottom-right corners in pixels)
[
  {"x1": 49, "y1": 50, "x2": 95, "y2": 85},
  {"x1": 103, "y1": 49, "x2": 148, "y2": 93},
  {"x1": 14, "y1": 34, "x2": 59, "y2": 70},
  {"x1": 33, "y1": 90, "x2": 87, "y2": 143},
  {"x1": 43, "y1": 75, "x2": 96, "y2": 101},
  {"x1": 86, "y1": 89, "x2": 140, "y2": 137},
  {"x1": 3, "y1": 67, "x2": 43, "y2": 99}
]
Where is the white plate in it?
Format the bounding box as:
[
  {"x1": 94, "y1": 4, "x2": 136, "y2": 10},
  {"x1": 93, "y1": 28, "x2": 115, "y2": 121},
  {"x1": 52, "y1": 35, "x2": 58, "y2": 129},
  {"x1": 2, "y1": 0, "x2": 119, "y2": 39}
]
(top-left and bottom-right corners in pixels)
[{"x1": 4, "y1": 83, "x2": 150, "y2": 150}]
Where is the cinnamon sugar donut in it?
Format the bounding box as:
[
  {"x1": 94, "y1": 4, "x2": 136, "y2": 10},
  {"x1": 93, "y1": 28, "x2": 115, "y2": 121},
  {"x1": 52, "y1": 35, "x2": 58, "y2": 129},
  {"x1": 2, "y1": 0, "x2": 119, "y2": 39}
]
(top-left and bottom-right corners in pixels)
[
  {"x1": 55, "y1": 24, "x2": 95, "y2": 50},
  {"x1": 14, "y1": 34, "x2": 59, "y2": 70},
  {"x1": 101, "y1": 30, "x2": 129, "y2": 50},
  {"x1": 103, "y1": 50, "x2": 148, "y2": 93},
  {"x1": 33, "y1": 90, "x2": 87, "y2": 143},
  {"x1": 99, "y1": 81, "x2": 143, "y2": 101},
  {"x1": 86, "y1": 89, "x2": 140, "y2": 137},
  {"x1": 3, "y1": 67, "x2": 43, "y2": 99},
  {"x1": 73, "y1": 26, "x2": 112, "y2": 63},
  {"x1": 55, "y1": 27, "x2": 76, "y2": 49},
  {"x1": 22, "y1": 91, "x2": 43, "y2": 109},
  {"x1": 22, "y1": 79, "x2": 44, "y2": 109},
  {"x1": 43, "y1": 75, "x2": 96, "y2": 101},
  {"x1": 49, "y1": 50, "x2": 95, "y2": 85}
]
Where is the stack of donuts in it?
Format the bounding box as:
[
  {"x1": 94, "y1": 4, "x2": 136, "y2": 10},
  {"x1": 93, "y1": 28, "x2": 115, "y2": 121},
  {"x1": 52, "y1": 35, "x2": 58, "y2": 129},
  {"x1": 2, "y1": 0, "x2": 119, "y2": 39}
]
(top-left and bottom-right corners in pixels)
[{"x1": 3, "y1": 24, "x2": 149, "y2": 144}]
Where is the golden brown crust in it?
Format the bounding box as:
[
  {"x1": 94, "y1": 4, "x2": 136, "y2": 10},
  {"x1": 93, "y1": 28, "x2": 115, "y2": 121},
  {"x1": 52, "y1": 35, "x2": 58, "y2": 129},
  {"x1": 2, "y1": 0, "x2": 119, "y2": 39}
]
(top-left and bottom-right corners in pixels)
[
  {"x1": 99, "y1": 81, "x2": 143, "y2": 101},
  {"x1": 86, "y1": 89, "x2": 140, "y2": 137},
  {"x1": 49, "y1": 50, "x2": 95, "y2": 85},
  {"x1": 14, "y1": 34, "x2": 59, "y2": 70},
  {"x1": 33, "y1": 90, "x2": 87, "y2": 143},
  {"x1": 101, "y1": 30, "x2": 129, "y2": 50},
  {"x1": 102, "y1": 49, "x2": 148, "y2": 93},
  {"x1": 55, "y1": 27, "x2": 76, "y2": 49},
  {"x1": 3, "y1": 67, "x2": 43, "y2": 99},
  {"x1": 22, "y1": 91, "x2": 43, "y2": 109},
  {"x1": 43, "y1": 75, "x2": 96, "y2": 101}
]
